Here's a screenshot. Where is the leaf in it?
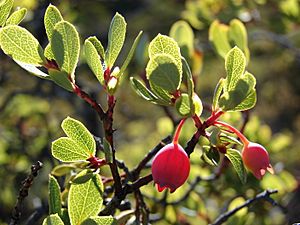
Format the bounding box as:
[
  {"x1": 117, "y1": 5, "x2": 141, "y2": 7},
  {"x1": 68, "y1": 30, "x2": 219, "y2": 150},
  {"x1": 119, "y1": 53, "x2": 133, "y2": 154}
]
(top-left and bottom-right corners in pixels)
[
  {"x1": 181, "y1": 56, "x2": 194, "y2": 97},
  {"x1": 51, "y1": 21, "x2": 80, "y2": 75},
  {"x1": 224, "y1": 46, "x2": 246, "y2": 92},
  {"x1": 225, "y1": 149, "x2": 247, "y2": 184},
  {"x1": 61, "y1": 117, "x2": 96, "y2": 156},
  {"x1": 51, "y1": 137, "x2": 91, "y2": 162},
  {"x1": 48, "y1": 175, "x2": 62, "y2": 215},
  {"x1": 68, "y1": 170, "x2": 104, "y2": 225},
  {"x1": 149, "y1": 83, "x2": 172, "y2": 104},
  {"x1": 117, "y1": 31, "x2": 143, "y2": 78},
  {"x1": 229, "y1": 19, "x2": 249, "y2": 62},
  {"x1": 81, "y1": 216, "x2": 116, "y2": 225},
  {"x1": 0, "y1": 25, "x2": 45, "y2": 65},
  {"x1": 175, "y1": 93, "x2": 192, "y2": 116},
  {"x1": 48, "y1": 69, "x2": 73, "y2": 92},
  {"x1": 61, "y1": 208, "x2": 71, "y2": 225},
  {"x1": 84, "y1": 39, "x2": 104, "y2": 84},
  {"x1": 87, "y1": 36, "x2": 105, "y2": 60},
  {"x1": 44, "y1": 43, "x2": 55, "y2": 60},
  {"x1": 192, "y1": 93, "x2": 203, "y2": 117},
  {"x1": 103, "y1": 138, "x2": 113, "y2": 164},
  {"x1": 0, "y1": 0, "x2": 13, "y2": 26},
  {"x1": 212, "y1": 78, "x2": 225, "y2": 111},
  {"x1": 42, "y1": 214, "x2": 64, "y2": 225},
  {"x1": 6, "y1": 8, "x2": 27, "y2": 25},
  {"x1": 209, "y1": 20, "x2": 231, "y2": 59},
  {"x1": 170, "y1": 20, "x2": 194, "y2": 59},
  {"x1": 201, "y1": 146, "x2": 220, "y2": 166},
  {"x1": 148, "y1": 34, "x2": 182, "y2": 75},
  {"x1": 146, "y1": 54, "x2": 181, "y2": 92},
  {"x1": 105, "y1": 12, "x2": 126, "y2": 67},
  {"x1": 44, "y1": 4, "x2": 63, "y2": 41},
  {"x1": 51, "y1": 164, "x2": 76, "y2": 176},
  {"x1": 14, "y1": 60, "x2": 50, "y2": 79},
  {"x1": 130, "y1": 77, "x2": 158, "y2": 102}
]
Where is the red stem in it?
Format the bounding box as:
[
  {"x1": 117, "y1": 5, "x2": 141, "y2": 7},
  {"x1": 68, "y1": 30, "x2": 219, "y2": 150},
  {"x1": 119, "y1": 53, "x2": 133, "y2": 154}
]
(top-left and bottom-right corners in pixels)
[
  {"x1": 173, "y1": 118, "x2": 186, "y2": 145},
  {"x1": 213, "y1": 120, "x2": 249, "y2": 145}
]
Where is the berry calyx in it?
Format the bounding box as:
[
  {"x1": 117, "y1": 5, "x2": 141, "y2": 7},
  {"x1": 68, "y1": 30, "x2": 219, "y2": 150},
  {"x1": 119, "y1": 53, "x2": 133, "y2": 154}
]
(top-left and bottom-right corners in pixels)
[
  {"x1": 213, "y1": 120, "x2": 274, "y2": 179},
  {"x1": 151, "y1": 119, "x2": 190, "y2": 193}
]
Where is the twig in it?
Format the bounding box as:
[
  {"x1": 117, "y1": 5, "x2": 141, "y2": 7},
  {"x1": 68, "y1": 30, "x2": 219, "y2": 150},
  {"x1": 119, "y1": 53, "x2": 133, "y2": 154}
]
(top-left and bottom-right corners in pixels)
[
  {"x1": 210, "y1": 189, "x2": 278, "y2": 225},
  {"x1": 9, "y1": 161, "x2": 43, "y2": 225}
]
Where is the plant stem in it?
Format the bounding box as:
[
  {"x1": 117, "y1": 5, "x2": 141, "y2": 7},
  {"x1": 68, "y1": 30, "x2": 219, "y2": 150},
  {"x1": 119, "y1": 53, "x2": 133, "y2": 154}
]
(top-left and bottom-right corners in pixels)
[
  {"x1": 173, "y1": 118, "x2": 186, "y2": 145},
  {"x1": 213, "y1": 120, "x2": 249, "y2": 145}
]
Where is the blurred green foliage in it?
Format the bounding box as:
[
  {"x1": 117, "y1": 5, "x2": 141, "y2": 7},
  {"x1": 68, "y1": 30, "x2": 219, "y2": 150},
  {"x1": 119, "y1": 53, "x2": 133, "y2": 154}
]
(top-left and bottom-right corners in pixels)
[{"x1": 0, "y1": 0, "x2": 300, "y2": 224}]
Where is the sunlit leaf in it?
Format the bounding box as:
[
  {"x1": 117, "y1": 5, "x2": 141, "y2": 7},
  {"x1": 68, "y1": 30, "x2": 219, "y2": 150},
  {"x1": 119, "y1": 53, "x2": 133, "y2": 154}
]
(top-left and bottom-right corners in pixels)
[
  {"x1": 48, "y1": 175, "x2": 62, "y2": 215},
  {"x1": 0, "y1": 0, "x2": 13, "y2": 26},
  {"x1": 225, "y1": 148, "x2": 247, "y2": 184},
  {"x1": 42, "y1": 214, "x2": 64, "y2": 225},
  {"x1": 81, "y1": 216, "x2": 116, "y2": 225},
  {"x1": 6, "y1": 8, "x2": 27, "y2": 25}
]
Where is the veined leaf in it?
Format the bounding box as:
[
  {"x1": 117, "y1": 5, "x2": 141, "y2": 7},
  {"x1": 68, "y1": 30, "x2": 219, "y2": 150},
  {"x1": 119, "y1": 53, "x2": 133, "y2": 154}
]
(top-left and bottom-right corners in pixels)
[
  {"x1": 61, "y1": 117, "x2": 96, "y2": 156},
  {"x1": 6, "y1": 8, "x2": 27, "y2": 25},
  {"x1": 175, "y1": 93, "x2": 192, "y2": 116},
  {"x1": 84, "y1": 39, "x2": 104, "y2": 84},
  {"x1": 146, "y1": 53, "x2": 181, "y2": 92},
  {"x1": 68, "y1": 170, "x2": 104, "y2": 225},
  {"x1": 81, "y1": 216, "x2": 116, "y2": 225},
  {"x1": 209, "y1": 20, "x2": 231, "y2": 59},
  {"x1": 51, "y1": 21, "x2": 80, "y2": 75},
  {"x1": 105, "y1": 12, "x2": 126, "y2": 67},
  {"x1": 130, "y1": 77, "x2": 158, "y2": 101},
  {"x1": 170, "y1": 20, "x2": 194, "y2": 59},
  {"x1": 0, "y1": 25, "x2": 45, "y2": 65},
  {"x1": 51, "y1": 137, "x2": 91, "y2": 162},
  {"x1": 149, "y1": 83, "x2": 172, "y2": 104},
  {"x1": 48, "y1": 175, "x2": 62, "y2": 215},
  {"x1": 0, "y1": 0, "x2": 13, "y2": 26},
  {"x1": 44, "y1": 4, "x2": 63, "y2": 41},
  {"x1": 48, "y1": 69, "x2": 73, "y2": 92},
  {"x1": 201, "y1": 146, "x2": 220, "y2": 167},
  {"x1": 225, "y1": 46, "x2": 246, "y2": 92},
  {"x1": 42, "y1": 214, "x2": 64, "y2": 225},
  {"x1": 118, "y1": 31, "x2": 143, "y2": 78},
  {"x1": 225, "y1": 148, "x2": 247, "y2": 184},
  {"x1": 87, "y1": 36, "x2": 105, "y2": 60},
  {"x1": 212, "y1": 78, "x2": 225, "y2": 111},
  {"x1": 148, "y1": 34, "x2": 182, "y2": 75}
]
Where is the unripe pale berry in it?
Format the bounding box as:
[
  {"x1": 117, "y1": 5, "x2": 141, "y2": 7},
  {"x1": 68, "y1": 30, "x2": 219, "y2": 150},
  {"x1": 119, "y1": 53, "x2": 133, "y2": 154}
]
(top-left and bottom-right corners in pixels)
[
  {"x1": 151, "y1": 143, "x2": 190, "y2": 193},
  {"x1": 242, "y1": 142, "x2": 274, "y2": 179}
]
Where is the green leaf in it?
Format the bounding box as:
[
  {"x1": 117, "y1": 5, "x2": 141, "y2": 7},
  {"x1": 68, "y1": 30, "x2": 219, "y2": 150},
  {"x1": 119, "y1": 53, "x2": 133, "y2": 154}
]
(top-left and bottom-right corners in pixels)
[
  {"x1": 5, "y1": 8, "x2": 27, "y2": 25},
  {"x1": 117, "y1": 31, "x2": 143, "y2": 78},
  {"x1": 175, "y1": 93, "x2": 192, "y2": 116},
  {"x1": 0, "y1": 25, "x2": 45, "y2": 65},
  {"x1": 14, "y1": 60, "x2": 50, "y2": 79},
  {"x1": 192, "y1": 93, "x2": 203, "y2": 117},
  {"x1": 51, "y1": 137, "x2": 91, "y2": 162},
  {"x1": 48, "y1": 69, "x2": 73, "y2": 92},
  {"x1": 51, "y1": 164, "x2": 76, "y2": 176},
  {"x1": 212, "y1": 78, "x2": 225, "y2": 111},
  {"x1": 68, "y1": 170, "x2": 103, "y2": 225},
  {"x1": 224, "y1": 46, "x2": 246, "y2": 92},
  {"x1": 0, "y1": 0, "x2": 13, "y2": 26},
  {"x1": 229, "y1": 19, "x2": 249, "y2": 62},
  {"x1": 44, "y1": 5, "x2": 63, "y2": 41},
  {"x1": 42, "y1": 214, "x2": 64, "y2": 225},
  {"x1": 209, "y1": 20, "x2": 231, "y2": 59},
  {"x1": 105, "y1": 12, "x2": 126, "y2": 67},
  {"x1": 84, "y1": 39, "x2": 104, "y2": 84},
  {"x1": 61, "y1": 208, "x2": 71, "y2": 225},
  {"x1": 130, "y1": 77, "x2": 158, "y2": 102},
  {"x1": 81, "y1": 216, "x2": 116, "y2": 225},
  {"x1": 61, "y1": 117, "x2": 96, "y2": 156},
  {"x1": 48, "y1": 175, "x2": 62, "y2": 215},
  {"x1": 51, "y1": 21, "x2": 80, "y2": 75},
  {"x1": 225, "y1": 149, "x2": 247, "y2": 184},
  {"x1": 170, "y1": 20, "x2": 194, "y2": 59},
  {"x1": 148, "y1": 34, "x2": 182, "y2": 75},
  {"x1": 149, "y1": 83, "x2": 172, "y2": 104},
  {"x1": 181, "y1": 57, "x2": 194, "y2": 98},
  {"x1": 44, "y1": 43, "x2": 55, "y2": 60},
  {"x1": 146, "y1": 54, "x2": 181, "y2": 92},
  {"x1": 87, "y1": 36, "x2": 105, "y2": 60},
  {"x1": 201, "y1": 146, "x2": 220, "y2": 166},
  {"x1": 103, "y1": 138, "x2": 113, "y2": 164}
]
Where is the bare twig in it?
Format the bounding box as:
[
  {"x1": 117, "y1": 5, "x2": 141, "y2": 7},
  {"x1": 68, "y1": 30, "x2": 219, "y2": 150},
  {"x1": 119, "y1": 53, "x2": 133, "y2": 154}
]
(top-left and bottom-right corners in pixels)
[
  {"x1": 10, "y1": 161, "x2": 43, "y2": 225},
  {"x1": 210, "y1": 189, "x2": 278, "y2": 225}
]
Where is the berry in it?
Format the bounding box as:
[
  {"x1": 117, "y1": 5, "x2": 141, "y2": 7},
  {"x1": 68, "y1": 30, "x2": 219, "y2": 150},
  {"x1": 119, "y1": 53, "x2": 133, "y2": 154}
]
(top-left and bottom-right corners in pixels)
[
  {"x1": 242, "y1": 142, "x2": 274, "y2": 179},
  {"x1": 151, "y1": 143, "x2": 190, "y2": 193}
]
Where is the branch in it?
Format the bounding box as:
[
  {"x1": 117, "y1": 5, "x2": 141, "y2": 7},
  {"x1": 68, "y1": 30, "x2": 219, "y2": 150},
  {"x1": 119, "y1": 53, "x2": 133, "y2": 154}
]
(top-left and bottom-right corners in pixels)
[
  {"x1": 9, "y1": 161, "x2": 43, "y2": 225},
  {"x1": 210, "y1": 189, "x2": 278, "y2": 225}
]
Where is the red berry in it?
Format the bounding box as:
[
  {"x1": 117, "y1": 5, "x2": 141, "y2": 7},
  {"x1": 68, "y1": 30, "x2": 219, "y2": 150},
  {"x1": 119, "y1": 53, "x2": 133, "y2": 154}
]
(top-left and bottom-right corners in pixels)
[
  {"x1": 242, "y1": 142, "x2": 274, "y2": 179},
  {"x1": 151, "y1": 143, "x2": 190, "y2": 193}
]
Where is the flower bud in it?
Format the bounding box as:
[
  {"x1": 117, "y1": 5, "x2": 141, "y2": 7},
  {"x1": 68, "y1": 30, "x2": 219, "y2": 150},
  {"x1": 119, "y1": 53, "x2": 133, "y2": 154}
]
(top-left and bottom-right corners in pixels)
[
  {"x1": 242, "y1": 142, "x2": 274, "y2": 179},
  {"x1": 151, "y1": 143, "x2": 190, "y2": 193}
]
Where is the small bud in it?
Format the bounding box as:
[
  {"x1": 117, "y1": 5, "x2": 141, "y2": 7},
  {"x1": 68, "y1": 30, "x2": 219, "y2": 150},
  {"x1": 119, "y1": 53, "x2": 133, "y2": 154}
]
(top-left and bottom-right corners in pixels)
[
  {"x1": 151, "y1": 143, "x2": 190, "y2": 193},
  {"x1": 242, "y1": 142, "x2": 274, "y2": 179},
  {"x1": 107, "y1": 76, "x2": 118, "y2": 94}
]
